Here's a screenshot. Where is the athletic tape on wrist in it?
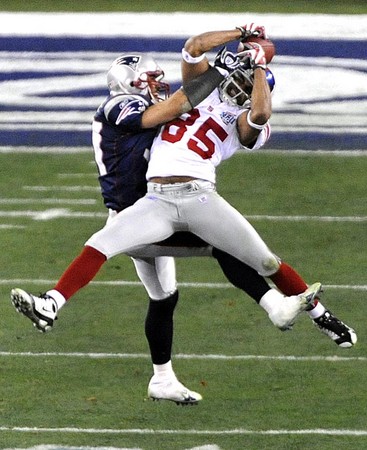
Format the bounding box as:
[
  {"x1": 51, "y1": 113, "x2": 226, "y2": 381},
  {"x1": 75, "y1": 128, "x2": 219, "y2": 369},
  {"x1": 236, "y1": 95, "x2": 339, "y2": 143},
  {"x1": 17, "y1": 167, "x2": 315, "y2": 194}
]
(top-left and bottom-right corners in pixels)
[{"x1": 236, "y1": 27, "x2": 246, "y2": 39}]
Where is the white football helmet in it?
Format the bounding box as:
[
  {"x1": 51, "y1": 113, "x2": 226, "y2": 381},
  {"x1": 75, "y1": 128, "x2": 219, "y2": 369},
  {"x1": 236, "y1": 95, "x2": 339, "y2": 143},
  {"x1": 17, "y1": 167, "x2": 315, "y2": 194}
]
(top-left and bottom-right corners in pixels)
[
  {"x1": 219, "y1": 65, "x2": 254, "y2": 109},
  {"x1": 218, "y1": 48, "x2": 275, "y2": 109},
  {"x1": 107, "y1": 53, "x2": 170, "y2": 102}
]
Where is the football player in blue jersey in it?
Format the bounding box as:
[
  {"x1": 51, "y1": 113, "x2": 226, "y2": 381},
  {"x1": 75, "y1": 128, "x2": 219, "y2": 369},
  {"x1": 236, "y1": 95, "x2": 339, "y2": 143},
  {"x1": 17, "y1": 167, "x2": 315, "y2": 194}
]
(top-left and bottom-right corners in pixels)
[{"x1": 11, "y1": 24, "x2": 357, "y2": 405}]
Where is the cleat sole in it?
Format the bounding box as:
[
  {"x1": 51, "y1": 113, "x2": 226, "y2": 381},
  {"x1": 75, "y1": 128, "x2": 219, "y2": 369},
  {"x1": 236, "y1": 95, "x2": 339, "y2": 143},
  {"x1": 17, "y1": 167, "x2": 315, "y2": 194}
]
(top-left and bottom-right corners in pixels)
[
  {"x1": 10, "y1": 288, "x2": 53, "y2": 332},
  {"x1": 149, "y1": 396, "x2": 199, "y2": 406}
]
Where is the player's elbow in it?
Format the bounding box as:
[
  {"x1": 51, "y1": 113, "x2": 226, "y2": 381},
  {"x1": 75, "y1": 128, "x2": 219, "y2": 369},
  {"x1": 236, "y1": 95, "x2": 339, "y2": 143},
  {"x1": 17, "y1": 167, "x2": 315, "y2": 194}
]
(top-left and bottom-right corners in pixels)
[
  {"x1": 184, "y1": 35, "x2": 205, "y2": 57},
  {"x1": 250, "y1": 108, "x2": 271, "y2": 126}
]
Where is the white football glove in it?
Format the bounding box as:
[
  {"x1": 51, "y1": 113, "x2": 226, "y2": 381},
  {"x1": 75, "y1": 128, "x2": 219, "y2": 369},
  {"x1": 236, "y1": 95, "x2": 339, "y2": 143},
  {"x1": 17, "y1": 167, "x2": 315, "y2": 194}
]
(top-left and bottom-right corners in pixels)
[{"x1": 238, "y1": 42, "x2": 267, "y2": 70}]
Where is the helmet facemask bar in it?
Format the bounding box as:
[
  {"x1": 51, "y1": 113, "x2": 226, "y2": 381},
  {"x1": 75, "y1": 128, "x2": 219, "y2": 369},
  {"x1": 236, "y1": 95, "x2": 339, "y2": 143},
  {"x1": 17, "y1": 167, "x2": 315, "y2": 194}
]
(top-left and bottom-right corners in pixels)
[
  {"x1": 133, "y1": 70, "x2": 170, "y2": 102},
  {"x1": 219, "y1": 66, "x2": 254, "y2": 108}
]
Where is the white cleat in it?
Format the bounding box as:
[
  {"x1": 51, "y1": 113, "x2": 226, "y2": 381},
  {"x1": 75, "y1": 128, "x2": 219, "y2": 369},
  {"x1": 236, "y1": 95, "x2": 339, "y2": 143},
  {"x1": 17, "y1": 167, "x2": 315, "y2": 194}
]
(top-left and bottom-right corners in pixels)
[
  {"x1": 11, "y1": 288, "x2": 58, "y2": 332},
  {"x1": 147, "y1": 376, "x2": 202, "y2": 406},
  {"x1": 269, "y1": 282, "x2": 322, "y2": 331}
]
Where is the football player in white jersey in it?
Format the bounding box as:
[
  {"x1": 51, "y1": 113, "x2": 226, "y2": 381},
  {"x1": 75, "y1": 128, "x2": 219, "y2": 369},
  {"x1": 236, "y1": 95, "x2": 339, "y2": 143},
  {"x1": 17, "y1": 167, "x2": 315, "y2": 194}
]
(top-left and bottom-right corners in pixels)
[{"x1": 11, "y1": 23, "x2": 356, "y2": 405}]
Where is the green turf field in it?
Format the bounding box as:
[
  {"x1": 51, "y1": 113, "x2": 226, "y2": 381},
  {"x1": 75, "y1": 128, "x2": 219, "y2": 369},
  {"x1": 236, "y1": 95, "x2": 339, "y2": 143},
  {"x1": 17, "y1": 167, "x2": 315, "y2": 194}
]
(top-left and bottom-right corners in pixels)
[{"x1": 0, "y1": 150, "x2": 366, "y2": 450}]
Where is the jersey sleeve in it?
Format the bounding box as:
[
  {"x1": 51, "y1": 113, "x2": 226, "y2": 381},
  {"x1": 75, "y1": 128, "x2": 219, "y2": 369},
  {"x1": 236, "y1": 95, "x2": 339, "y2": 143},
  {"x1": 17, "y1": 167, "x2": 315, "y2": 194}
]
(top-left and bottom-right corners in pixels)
[{"x1": 103, "y1": 94, "x2": 151, "y2": 132}]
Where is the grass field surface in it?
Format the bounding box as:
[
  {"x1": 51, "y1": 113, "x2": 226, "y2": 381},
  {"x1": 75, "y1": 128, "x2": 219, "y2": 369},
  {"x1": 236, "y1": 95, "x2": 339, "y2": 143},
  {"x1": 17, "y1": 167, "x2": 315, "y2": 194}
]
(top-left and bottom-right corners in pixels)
[{"x1": 0, "y1": 150, "x2": 366, "y2": 450}]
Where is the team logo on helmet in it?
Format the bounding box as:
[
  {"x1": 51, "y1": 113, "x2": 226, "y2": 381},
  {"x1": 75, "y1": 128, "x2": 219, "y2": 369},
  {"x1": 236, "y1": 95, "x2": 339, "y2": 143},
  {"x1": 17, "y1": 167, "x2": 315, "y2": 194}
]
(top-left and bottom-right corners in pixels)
[{"x1": 114, "y1": 55, "x2": 141, "y2": 71}]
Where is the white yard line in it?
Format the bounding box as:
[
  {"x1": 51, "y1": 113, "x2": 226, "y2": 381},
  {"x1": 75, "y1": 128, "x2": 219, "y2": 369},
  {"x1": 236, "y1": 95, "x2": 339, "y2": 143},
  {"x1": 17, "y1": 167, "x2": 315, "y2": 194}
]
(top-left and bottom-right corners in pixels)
[
  {"x1": 0, "y1": 146, "x2": 93, "y2": 153},
  {"x1": 23, "y1": 186, "x2": 100, "y2": 191},
  {"x1": 0, "y1": 224, "x2": 25, "y2": 229},
  {"x1": 0, "y1": 352, "x2": 366, "y2": 362},
  {"x1": 0, "y1": 425, "x2": 366, "y2": 437},
  {"x1": 0, "y1": 279, "x2": 366, "y2": 291},
  {"x1": 0, "y1": 209, "x2": 105, "y2": 220},
  {"x1": 1, "y1": 147, "x2": 367, "y2": 155},
  {"x1": 0, "y1": 198, "x2": 96, "y2": 205},
  {"x1": 0, "y1": 209, "x2": 366, "y2": 222}
]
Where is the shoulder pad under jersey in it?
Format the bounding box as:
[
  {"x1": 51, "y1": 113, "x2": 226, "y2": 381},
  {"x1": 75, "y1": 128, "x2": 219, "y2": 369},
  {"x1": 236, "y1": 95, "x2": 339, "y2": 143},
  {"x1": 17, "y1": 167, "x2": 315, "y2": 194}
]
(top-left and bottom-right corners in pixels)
[{"x1": 104, "y1": 94, "x2": 151, "y2": 124}]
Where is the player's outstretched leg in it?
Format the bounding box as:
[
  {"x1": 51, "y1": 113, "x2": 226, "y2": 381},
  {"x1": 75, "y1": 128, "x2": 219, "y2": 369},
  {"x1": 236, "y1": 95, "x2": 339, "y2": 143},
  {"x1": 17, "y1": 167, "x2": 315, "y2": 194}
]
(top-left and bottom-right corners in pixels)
[
  {"x1": 147, "y1": 375, "x2": 202, "y2": 406},
  {"x1": 11, "y1": 288, "x2": 58, "y2": 332}
]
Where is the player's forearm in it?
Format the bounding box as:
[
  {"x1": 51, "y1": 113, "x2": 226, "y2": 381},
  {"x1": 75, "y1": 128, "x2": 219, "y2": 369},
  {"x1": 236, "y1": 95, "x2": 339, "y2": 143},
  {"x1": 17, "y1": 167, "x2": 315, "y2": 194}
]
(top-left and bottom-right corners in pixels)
[
  {"x1": 249, "y1": 68, "x2": 272, "y2": 124},
  {"x1": 141, "y1": 66, "x2": 225, "y2": 128},
  {"x1": 140, "y1": 89, "x2": 189, "y2": 129},
  {"x1": 184, "y1": 29, "x2": 242, "y2": 57},
  {"x1": 237, "y1": 69, "x2": 272, "y2": 146}
]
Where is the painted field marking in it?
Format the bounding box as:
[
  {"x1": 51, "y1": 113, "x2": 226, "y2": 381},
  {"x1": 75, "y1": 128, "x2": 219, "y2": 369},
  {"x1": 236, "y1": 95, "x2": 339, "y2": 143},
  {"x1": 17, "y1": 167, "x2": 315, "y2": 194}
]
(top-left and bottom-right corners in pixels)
[
  {"x1": 23, "y1": 186, "x2": 100, "y2": 192},
  {"x1": 0, "y1": 279, "x2": 366, "y2": 291},
  {"x1": 1, "y1": 426, "x2": 367, "y2": 437},
  {"x1": 0, "y1": 146, "x2": 92, "y2": 153},
  {"x1": 0, "y1": 198, "x2": 96, "y2": 205},
  {"x1": 0, "y1": 224, "x2": 25, "y2": 229},
  {"x1": 1, "y1": 147, "x2": 367, "y2": 155},
  {"x1": 0, "y1": 352, "x2": 366, "y2": 362},
  {"x1": 0, "y1": 209, "x2": 366, "y2": 222},
  {"x1": 2, "y1": 446, "x2": 218, "y2": 450},
  {"x1": 58, "y1": 173, "x2": 98, "y2": 178},
  {"x1": 0, "y1": 209, "x2": 106, "y2": 220}
]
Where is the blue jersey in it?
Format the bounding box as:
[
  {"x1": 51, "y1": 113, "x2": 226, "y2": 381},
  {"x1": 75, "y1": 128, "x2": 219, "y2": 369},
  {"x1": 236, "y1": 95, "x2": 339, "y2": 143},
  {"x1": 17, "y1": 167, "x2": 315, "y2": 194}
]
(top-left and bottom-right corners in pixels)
[{"x1": 92, "y1": 93, "x2": 157, "y2": 212}]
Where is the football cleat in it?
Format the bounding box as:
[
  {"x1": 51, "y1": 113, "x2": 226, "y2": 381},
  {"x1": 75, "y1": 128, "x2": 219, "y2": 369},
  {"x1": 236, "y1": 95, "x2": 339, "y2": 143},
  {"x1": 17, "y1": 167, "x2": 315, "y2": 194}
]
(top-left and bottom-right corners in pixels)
[
  {"x1": 147, "y1": 375, "x2": 202, "y2": 406},
  {"x1": 313, "y1": 310, "x2": 357, "y2": 348},
  {"x1": 269, "y1": 282, "x2": 322, "y2": 331},
  {"x1": 11, "y1": 288, "x2": 58, "y2": 332}
]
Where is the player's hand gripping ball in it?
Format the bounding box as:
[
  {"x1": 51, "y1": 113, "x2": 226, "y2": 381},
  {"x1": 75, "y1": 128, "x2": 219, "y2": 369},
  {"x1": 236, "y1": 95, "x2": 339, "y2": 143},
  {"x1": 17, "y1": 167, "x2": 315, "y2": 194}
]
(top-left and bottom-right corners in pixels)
[{"x1": 239, "y1": 36, "x2": 276, "y2": 64}]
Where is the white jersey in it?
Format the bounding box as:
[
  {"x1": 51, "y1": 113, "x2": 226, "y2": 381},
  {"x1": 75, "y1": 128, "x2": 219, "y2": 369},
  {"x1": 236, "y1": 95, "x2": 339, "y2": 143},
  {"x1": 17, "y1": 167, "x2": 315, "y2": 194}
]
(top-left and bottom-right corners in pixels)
[
  {"x1": 146, "y1": 89, "x2": 271, "y2": 183},
  {"x1": 87, "y1": 92, "x2": 278, "y2": 278}
]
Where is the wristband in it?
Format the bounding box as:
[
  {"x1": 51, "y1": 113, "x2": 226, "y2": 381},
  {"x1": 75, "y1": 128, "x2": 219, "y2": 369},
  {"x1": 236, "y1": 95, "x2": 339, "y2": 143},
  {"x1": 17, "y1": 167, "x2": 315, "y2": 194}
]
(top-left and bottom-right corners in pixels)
[
  {"x1": 253, "y1": 64, "x2": 266, "y2": 71},
  {"x1": 236, "y1": 26, "x2": 247, "y2": 39},
  {"x1": 246, "y1": 111, "x2": 267, "y2": 130},
  {"x1": 181, "y1": 48, "x2": 206, "y2": 64}
]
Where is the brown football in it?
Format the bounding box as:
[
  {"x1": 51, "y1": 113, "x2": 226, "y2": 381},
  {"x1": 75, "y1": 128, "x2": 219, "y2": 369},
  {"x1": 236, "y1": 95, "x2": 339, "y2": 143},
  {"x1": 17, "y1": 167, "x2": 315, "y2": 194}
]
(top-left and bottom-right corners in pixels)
[{"x1": 240, "y1": 36, "x2": 276, "y2": 63}]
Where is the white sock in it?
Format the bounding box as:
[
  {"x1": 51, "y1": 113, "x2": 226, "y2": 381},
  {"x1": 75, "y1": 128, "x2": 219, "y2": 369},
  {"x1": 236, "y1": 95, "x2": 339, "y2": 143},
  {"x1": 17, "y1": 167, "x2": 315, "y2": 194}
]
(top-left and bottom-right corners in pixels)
[
  {"x1": 307, "y1": 301, "x2": 326, "y2": 319},
  {"x1": 259, "y1": 288, "x2": 284, "y2": 314},
  {"x1": 46, "y1": 289, "x2": 66, "y2": 310},
  {"x1": 153, "y1": 360, "x2": 175, "y2": 380}
]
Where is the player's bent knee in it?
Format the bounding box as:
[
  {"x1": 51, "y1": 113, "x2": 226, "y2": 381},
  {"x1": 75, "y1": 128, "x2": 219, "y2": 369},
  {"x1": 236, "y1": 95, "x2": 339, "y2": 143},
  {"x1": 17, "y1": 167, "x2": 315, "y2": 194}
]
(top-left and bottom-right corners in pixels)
[{"x1": 261, "y1": 255, "x2": 280, "y2": 276}]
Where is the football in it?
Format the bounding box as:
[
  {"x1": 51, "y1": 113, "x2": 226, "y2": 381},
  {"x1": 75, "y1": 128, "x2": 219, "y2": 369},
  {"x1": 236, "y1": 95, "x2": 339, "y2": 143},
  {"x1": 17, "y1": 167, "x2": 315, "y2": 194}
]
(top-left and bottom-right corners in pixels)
[{"x1": 240, "y1": 36, "x2": 276, "y2": 64}]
